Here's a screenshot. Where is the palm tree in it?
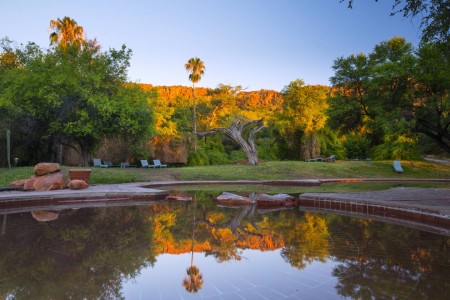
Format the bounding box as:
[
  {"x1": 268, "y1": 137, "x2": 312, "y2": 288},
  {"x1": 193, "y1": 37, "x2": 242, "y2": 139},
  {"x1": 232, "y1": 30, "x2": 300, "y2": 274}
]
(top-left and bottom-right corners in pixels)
[
  {"x1": 185, "y1": 57, "x2": 205, "y2": 150},
  {"x1": 49, "y1": 16, "x2": 85, "y2": 49}
]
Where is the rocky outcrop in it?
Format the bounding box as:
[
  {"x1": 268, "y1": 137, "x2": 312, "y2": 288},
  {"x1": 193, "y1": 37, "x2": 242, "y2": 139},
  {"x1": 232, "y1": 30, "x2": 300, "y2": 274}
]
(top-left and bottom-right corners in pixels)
[
  {"x1": 33, "y1": 162, "x2": 61, "y2": 176},
  {"x1": 256, "y1": 193, "x2": 297, "y2": 207},
  {"x1": 23, "y1": 176, "x2": 36, "y2": 190},
  {"x1": 31, "y1": 210, "x2": 59, "y2": 222},
  {"x1": 166, "y1": 195, "x2": 193, "y2": 201},
  {"x1": 9, "y1": 179, "x2": 28, "y2": 187},
  {"x1": 9, "y1": 163, "x2": 72, "y2": 191},
  {"x1": 32, "y1": 172, "x2": 69, "y2": 191},
  {"x1": 213, "y1": 192, "x2": 253, "y2": 206},
  {"x1": 68, "y1": 179, "x2": 89, "y2": 190}
]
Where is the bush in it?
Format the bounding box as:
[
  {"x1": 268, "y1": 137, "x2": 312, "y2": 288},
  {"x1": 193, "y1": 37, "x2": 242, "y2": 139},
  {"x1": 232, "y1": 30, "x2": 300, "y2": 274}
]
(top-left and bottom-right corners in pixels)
[
  {"x1": 373, "y1": 135, "x2": 423, "y2": 160},
  {"x1": 343, "y1": 133, "x2": 371, "y2": 159},
  {"x1": 318, "y1": 128, "x2": 345, "y2": 159},
  {"x1": 208, "y1": 151, "x2": 230, "y2": 165},
  {"x1": 187, "y1": 150, "x2": 209, "y2": 166},
  {"x1": 257, "y1": 138, "x2": 279, "y2": 160},
  {"x1": 229, "y1": 150, "x2": 246, "y2": 162}
]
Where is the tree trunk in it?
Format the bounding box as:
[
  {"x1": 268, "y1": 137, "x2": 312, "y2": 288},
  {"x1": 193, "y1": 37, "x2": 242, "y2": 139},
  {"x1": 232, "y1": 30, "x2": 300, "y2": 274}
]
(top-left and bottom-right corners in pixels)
[
  {"x1": 301, "y1": 132, "x2": 321, "y2": 159},
  {"x1": 192, "y1": 82, "x2": 197, "y2": 151},
  {"x1": 416, "y1": 118, "x2": 450, "y2": 153},
  {"x1": 197, "y1": 118, "x2": 266, "y2": 165}
]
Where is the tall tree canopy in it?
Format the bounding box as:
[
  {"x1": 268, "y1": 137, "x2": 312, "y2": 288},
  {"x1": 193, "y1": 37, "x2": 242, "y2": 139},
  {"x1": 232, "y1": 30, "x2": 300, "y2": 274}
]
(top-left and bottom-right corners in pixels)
[
  {"x1": 341, "y1": 0, "x2": 450, "y2": 43},
  {"x1": 277, "y1": 80, "x2": 329, "y2": 159},
  {"x1": 49, "y1": 16, "x2": 86, "y2": 49},
  {"x1": 329, "y1": 37, "x2": 450, "y2": 157},
  {"x1": 1, "y1": 30, "x2": 155, "y2": 165}
]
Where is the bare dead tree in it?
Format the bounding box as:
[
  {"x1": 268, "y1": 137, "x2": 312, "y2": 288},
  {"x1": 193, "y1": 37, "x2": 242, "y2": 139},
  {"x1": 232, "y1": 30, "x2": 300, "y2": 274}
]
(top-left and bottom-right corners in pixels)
[{"x1": 197, "y1": 118, "x2": 266, "y2": 165}]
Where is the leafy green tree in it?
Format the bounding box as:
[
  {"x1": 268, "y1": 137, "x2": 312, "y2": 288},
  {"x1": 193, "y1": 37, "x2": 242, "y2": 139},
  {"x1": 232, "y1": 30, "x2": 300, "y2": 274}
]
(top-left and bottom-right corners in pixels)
[
  {"x1": 0, "y1": 38, "x2": 154, "y2": 165},
  {"x1": 329, "y1": 37, "x2": 449, "y2": 156},
  {"x1": 278, "y1": 79, "x2": 329, "y2": 159},
  {"x1": 412, "y1": 42, "x2": 450, "y2": 153},
  {"x1": 49, "y1": 16, "x2": 86, "y2": 49},
  {"x1": 329, "y1": 53, "x2": 373, "y2": 128},
  {"x1": 369, "y1": 37, "x2": 416, "y2": 112},
  {"x1": 341, "y1": 0, "x2": 450, "y2": 43}
]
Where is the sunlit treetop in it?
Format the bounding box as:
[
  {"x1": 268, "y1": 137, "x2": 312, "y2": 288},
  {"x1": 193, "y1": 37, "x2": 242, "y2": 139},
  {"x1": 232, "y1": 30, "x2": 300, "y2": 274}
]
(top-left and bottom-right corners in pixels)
[
  {"x1": 185, "y1": 57, "x2": 205, "y2": 85},
  {"x1": 49, "y1": 16, "x2": 86, "y2": 49}
]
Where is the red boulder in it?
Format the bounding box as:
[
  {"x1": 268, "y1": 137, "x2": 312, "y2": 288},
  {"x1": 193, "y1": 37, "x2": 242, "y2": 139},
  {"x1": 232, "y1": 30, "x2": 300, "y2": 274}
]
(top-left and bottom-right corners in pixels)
[
  {"x1": 31, "y1": 211, "x2": 59, "y2": 222},
  {"x1": 68, "y1": 179, "x2": 89, "y2": 190},
  {"x1": 9, "y1": 179, "x2": 27, "y2": 187},
  {"x1": 23, "y1": 176, "x2": 36, "y2": 190},
  {"x1": 33, "y1": 172, "x2": 70, "y2": 191},
  {"x1": 34, "y1": 163, "x2": 61, "y2": 176}
]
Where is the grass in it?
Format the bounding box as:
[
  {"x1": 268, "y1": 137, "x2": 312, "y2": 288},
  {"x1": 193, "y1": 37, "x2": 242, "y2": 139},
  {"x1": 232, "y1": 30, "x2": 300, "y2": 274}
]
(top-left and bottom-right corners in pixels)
[
  {"x1": 1, "y1": 160, "x2": 449, "y2": 192},
  {"x1": 172, "y1": 160, "x2": 450, "y2": 180}
]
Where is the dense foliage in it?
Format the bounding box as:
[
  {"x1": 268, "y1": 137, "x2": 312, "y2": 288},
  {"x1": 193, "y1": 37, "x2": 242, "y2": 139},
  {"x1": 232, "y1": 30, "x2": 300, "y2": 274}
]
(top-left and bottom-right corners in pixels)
[
  {"x1": 342, "y1": 0, "x2": 450, "y2": 44},
  {"x1": 0, "y1": 16, "x2": 448, "y2": 167},
  {"x1": 0, "y1": 36, "x2": 155, "y2": 166},
  {"x1": 329, "y1": 37, "x2": 449, "y2": 159}
]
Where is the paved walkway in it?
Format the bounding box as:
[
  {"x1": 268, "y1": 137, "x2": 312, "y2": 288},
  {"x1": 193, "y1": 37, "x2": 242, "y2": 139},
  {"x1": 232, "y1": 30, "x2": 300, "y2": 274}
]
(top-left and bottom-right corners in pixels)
[{"x1": 301, "y1": 187, "x2": 450, "y2": 215}]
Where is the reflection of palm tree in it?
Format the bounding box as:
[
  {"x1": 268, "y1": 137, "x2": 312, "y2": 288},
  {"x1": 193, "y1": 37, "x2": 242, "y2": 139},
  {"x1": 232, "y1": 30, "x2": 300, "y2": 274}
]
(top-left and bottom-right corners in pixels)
[
  {"x1": 182, "y1": 265, "x2": 204, "y2": 293},
  {"x1": 182, "y1": 196, "x2": 204, "y2": 293}
]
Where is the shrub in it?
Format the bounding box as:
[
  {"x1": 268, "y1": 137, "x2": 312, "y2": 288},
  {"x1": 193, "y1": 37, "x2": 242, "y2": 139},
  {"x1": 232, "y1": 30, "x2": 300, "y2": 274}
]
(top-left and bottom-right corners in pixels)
[
  {"x1": 374, "y1": 135, "x2": 423, "y2": 160},
  {"x1": 343, "y1": 133, "x2": 371, "y2": 159},
  {"x1": 187, "y1": 150, "x2": 209, "y2": 166},
  {"x1": 257, "y1": 137, "x2": 279, "y2": 160},
  {"x1": 208, "y1": 151, "x2": 230, "y2": 165},
  {"x1": 318, "y1": 128, "x2": 345, "y2": 159},
  {"x1": 229, "y1": 150, "x2": 246, "y2": 162}
]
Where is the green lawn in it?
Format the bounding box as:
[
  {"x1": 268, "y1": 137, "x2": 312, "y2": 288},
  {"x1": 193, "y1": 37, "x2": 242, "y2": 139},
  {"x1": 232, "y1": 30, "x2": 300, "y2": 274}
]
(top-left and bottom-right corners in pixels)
[{"x1": 1, "y1": 160, "x2": 449, "y2": 191}]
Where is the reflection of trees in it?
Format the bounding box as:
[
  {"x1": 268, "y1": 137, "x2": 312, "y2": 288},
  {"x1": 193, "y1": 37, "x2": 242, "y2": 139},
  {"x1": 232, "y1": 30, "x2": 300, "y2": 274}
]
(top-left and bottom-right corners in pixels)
[
  {"x1": 280, "y1": 213, "x2": 330, "y2": 269},
  {"x1": 1, "y1": 192, "x2": 449, "y2": 299},
  {"x1": 197, "y1": 202, "x2": 272, "y2": 262},
  {"x1": 328, "y1": 218, "x2": 450, "y2": 299},
  {"x1": 198, "y1": 203, "x2": 261, "y2": 237},
  {"x1": 150, "y1": 206, "x2": 176, "y2": 254},
  {"x1": 0, "y1": 207, "x2": 156, "y2": 299}
]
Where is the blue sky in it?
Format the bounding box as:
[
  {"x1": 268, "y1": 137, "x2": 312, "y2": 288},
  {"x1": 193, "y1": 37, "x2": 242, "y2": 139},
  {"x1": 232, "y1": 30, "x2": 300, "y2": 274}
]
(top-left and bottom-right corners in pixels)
[{"x1": 1, "y1": 0, "x2": 421, "y2": 91}]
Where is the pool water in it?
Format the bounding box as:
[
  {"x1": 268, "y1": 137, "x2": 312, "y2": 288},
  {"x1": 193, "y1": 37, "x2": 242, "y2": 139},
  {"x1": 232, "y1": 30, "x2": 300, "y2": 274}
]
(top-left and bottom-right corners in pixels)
[{"x1": 0, "y1": 190, "x2": 449, "y2": 299}]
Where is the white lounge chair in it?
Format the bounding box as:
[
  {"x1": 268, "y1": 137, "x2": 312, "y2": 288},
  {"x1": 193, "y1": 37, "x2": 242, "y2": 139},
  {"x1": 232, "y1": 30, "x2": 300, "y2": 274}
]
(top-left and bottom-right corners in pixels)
[
  {"x1": 153, "y1": 159, "x2": 167, "y2": 168},
  {"x1": 393, "y1": 160, "x2": 404, "y2": 173},
  {"x1": 93, "y1": 158, "x2": 108, "y2": 168},
  {"x1": 140, "y1": 160, "x2": 156, "y2": 168}
]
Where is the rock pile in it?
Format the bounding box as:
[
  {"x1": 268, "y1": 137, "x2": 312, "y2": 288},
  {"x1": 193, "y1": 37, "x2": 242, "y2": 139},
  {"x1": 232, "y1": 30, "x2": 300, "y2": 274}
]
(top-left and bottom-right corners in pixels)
[{"x1": 9, "y1": 163, "x2": 89, "y2": 191}]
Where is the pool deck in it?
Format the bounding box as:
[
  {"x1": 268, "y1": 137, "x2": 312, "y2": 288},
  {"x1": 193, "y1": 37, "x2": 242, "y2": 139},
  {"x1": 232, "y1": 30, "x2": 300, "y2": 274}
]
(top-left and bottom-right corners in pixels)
[{"x1": 1, "y1": 179, "x2": 449, "y2": 233}]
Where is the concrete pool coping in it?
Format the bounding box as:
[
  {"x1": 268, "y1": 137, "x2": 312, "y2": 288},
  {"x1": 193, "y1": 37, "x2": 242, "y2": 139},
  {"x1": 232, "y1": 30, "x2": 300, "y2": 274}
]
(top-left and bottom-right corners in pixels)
[{"x1": 1, "y1": 178, "x2": 449, "y2": 233}]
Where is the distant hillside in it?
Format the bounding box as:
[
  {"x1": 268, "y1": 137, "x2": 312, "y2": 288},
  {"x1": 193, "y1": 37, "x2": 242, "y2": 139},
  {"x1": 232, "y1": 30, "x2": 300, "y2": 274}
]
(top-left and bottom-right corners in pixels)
[{"x1": 139, "y1": 83, "x2": 283, "y2": 109}]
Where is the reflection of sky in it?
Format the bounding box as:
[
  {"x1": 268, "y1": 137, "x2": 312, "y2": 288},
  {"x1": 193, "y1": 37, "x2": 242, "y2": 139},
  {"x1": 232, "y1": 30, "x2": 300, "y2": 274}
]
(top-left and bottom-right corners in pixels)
[{"x1": 122, "y1": 249, "x2": 340, "y2": 299}]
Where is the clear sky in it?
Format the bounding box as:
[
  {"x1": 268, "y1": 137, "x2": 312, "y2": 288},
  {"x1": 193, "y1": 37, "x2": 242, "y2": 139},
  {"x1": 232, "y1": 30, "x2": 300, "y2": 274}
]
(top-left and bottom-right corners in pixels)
[{"x1": 1, "y1": 0, "x2": 422, "y2": 91}]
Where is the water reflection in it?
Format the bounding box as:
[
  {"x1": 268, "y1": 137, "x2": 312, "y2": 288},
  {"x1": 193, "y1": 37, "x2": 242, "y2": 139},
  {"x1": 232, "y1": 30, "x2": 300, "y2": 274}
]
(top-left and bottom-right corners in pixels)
[
  {"x1": 182, "y1": 196, "x2": 204, "y2": 293},
  {"x1": 0, "y1": 190, "x2": 448, "y2": 299}
]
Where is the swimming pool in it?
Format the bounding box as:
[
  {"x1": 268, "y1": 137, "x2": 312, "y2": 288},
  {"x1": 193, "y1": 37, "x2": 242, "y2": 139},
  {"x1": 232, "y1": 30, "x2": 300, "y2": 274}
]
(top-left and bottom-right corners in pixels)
[{"x1": 0, "y1": 189, "x2": 448, "y2": 299}]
